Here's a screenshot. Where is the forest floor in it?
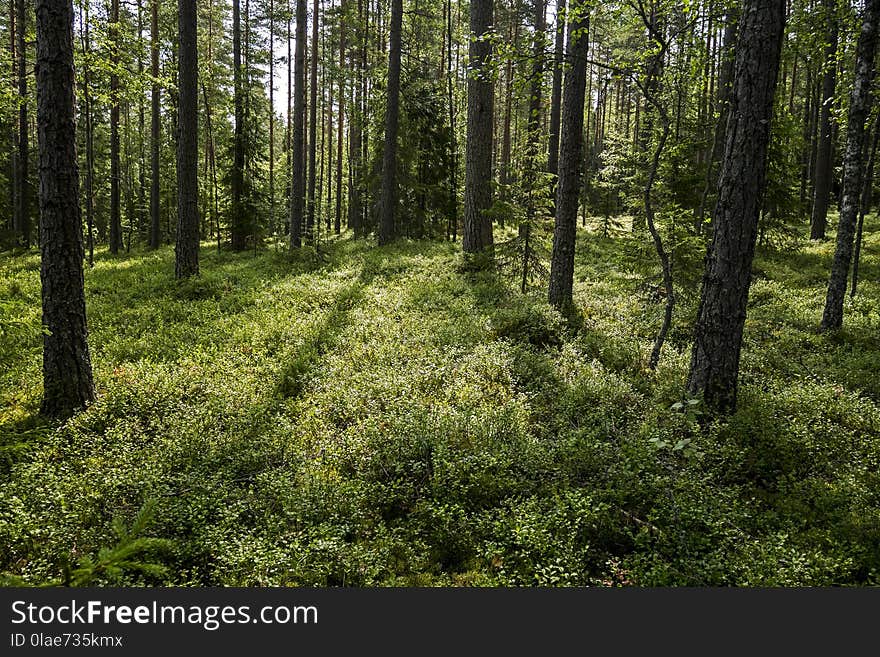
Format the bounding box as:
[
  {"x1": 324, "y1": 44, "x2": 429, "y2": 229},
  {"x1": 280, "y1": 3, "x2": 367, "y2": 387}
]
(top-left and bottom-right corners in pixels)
[{"x1": 1, "y1": 220, "x2": 880, "y2": 585}]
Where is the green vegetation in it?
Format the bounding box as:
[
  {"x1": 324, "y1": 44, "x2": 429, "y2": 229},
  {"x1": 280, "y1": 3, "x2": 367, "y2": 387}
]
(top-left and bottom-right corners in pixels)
[{"x1": 2, "y1": 222, "x2": 879, "y2": 586}]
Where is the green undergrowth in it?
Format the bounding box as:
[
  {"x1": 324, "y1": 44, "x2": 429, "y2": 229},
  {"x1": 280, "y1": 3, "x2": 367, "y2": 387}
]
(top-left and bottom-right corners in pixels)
[{"x1": 1, "y1": 221, "x2": 879, "y2": 586}]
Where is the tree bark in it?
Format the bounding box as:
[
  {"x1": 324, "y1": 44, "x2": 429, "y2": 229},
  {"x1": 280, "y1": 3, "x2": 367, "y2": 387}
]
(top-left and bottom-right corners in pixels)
[
  {"x1": 307, "y1": 0, "x2": 319, "y2": 241},
  {"x1": 462, "y1": 0, "x2": 494, "y2": 255},
  {"x1": 109, "y1": 0, "x2": 122, "y2": 254},
  {"x1": 686, "y1": 0, "x2": 786, "y2": 414},
  {"x1": 36, "y1": 0, "x2": 95, "y2": 418},
  {"x1": 175, "y1": 0, "x2": 199, "y2": 278},
  {"x1": 80, "y1": 0, "x2": 95, "y2": 265},
  {"x1": 16, "y1": 0, "x2": 29, "y2": 248},
  {"x1": 290, "y1": 0, "x2": 307, "y2": 248},
  {"x1": 547, "y1": 0, "x2": 589, "y2": 310},
  {"x1": 821, "y1": 0, "x2": 880, "y2": 329},
  {"x1": 149, "y1": 0, "x2": 161, "y2": 249},
  {"x1": 335, "y1": 7, "x2": 345, "y2": 235},
  {"x1": 378, "y1": 0, "x2": 402, "y2": 245},
  {"x1": 231, "y1": 0, "x2": 246, "y2": 250},
  {"x1": 810, "y1": 0, "x2": 838, "y2": 241}
]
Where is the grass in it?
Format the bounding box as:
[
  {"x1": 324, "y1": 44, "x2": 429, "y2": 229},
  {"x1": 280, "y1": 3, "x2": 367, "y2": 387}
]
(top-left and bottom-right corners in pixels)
[{"x1": 1, "y1": 218, "x2": 879, "y2": 586}]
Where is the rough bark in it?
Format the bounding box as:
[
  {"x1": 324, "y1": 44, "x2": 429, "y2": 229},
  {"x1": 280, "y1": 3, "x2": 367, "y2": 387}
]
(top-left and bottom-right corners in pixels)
[
  {"x1": 810, "y1": 0, "x2": 839, "y2": 241},
  {"x1": 462, "y1": 0, "x2": 494, "y2": 255},
  {"x1": 378, "y1": 0, "x2": 402, "y2": 245},
  {"x1": 231, "y1": 0, "x2": 246, "y2": 250},
  {"x1": 175, "y1": 0, "x2": 199, "y2": 278},
  {"x1": 821, "y1": 0, "x2": 880, "y2": 330},
  {"x1": 149, "y1": 0, "x2": 160, "y2": 249},
  {"x1": 547, "y1": 0, "x2": 589, "y2": 310},
  {"x1": 686, "y1": 0, "x2": 786, "y2": 414},
  {"x1": 307, "y1": 0, "x2": 319, "y2": 241},
  {"x1": 36, "y1": 0, "x2": 96, "y2": 418},
  {"x1": 290, "y1": 0, "x2": 306, "y2": 248},
  {"x1": 335, "y1": 8, "x2": 345, "y2": 235},
  {"x1": 109, "y1": 0, "x2": 122, "y2": 254},
  {"x1": 16, "y1": 0, "x2": 29, "y2": 248}
]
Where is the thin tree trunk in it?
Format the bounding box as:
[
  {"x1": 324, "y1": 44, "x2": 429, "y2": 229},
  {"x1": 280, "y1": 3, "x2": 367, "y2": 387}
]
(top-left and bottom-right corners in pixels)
[
  {"x1": 290, "y1": 0, "x2": 306, "y2": 248},
  {"x1": 335, "y1": 7, "x2": 345, "y2": 235},
  {"x1": 548, "y1": 0, "x2": 589, "y2": 310},
  {"x1": 269, "y1": 0, "x2": 275, "y2": 244},
  {"x1": 446, "y1": 0, "x2": 458, "y2": 239},
  {"x1": 35, "y1": 0, "x2": 95, "y2": 418},
  {"x1": 16, "y1": 0, "x2": 29, "y2": 248},
  {"x1": 810, "y1": 0, "x2": 838, "y2": 240},
  {"x1": 150, "y1": 0, "x2": 161, "y2": 249},
  {"x1": 851, "y1": 110, "x2": 880, "y2": 297},
  {"x1": 231, "y1": 0, "x2": 246, "y2": 250},
  {"x1": 547, "y1": 0, "x2": 565, "y2": 180},
  {"x1": 307, "y1": 0, "x2": 319, "y2": 241},
  {"x1": 687, "y1": 0, "x2": 786, "y2": 414},
  {"x1": 175, "y1": 0, "x2": 199, "y2": 278},
  {"x1": 109, "y1": 0, "x2": 122, "y2": 254},
  {"x1": 821, "y1": 0, "x2": 880, "y2": 329},
  {"x1": 80, "y1": 0, "x2": 95, "y2": 265},
  {"x1": 9, "y1": 0, "x2": 17, "y2": 236}
]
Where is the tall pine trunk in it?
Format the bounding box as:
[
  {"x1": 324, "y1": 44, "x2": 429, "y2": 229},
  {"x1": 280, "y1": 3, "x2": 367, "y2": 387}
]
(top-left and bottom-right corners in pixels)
[
  {"x1": 547, "y1": 0, "x2": 589, "y2": 310},
  {"x1": 149, "y1": 0, "x2": 161, "y2": 249},
  {"x1": 820, "y1": 0, "x2": 880, "y2": 329},
  {"x1": 809, "y1": 0, "x2": 838, "y2": 241},
  {"x1": 175, "y1": 0, "x2": 199, "y2": 278},
  {"x1": 462, "y1": 0, "x2": 494, "y2": 255},
  {"x1": 307, "y1": 0, "x2": 319, "y2": 241},
  {"x1": 231, "y1": 0, "x2": 246, "y2": 250},
  {"x1": 35, "y1": 0, "x2": 95, "y2": 418},
  {"x1": 378, "y1": 0, "x2": 402, "y2": 244},
  {"x1": 109, "y1": 0, "x2": 122, "y2": 254},
  {"x1": 335, "y1": 9, "x2": 345, "y2": 235},
  {"x1": 16, "y1": 0, "x2": 29, "y2": 248},
  {"x1": 290, "y1": 0, "x2": 306, "y2": 248},
  {"x1": 686, "y1": 0, "x2": 786, "y2": 414}
]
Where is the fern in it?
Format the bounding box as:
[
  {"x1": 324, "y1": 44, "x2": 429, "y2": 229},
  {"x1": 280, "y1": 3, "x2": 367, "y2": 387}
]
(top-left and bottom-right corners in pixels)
[{"x1": 2, "y1": 499, "x2": 173, "y2": 587}]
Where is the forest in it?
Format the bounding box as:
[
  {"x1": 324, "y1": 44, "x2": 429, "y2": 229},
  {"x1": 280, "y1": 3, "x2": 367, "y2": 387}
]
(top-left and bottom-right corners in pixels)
[{"x1": 1, "y1": 0, "x2": 880, "y2": 587}]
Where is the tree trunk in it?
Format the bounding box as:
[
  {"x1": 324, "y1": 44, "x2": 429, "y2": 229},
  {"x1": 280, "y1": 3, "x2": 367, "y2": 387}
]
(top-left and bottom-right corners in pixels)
[
  {"x1": 9, "y1": 0, "x2": 17, "y2": 236},
  {"x1": 109, "y1": 0, "x2": 122, "y2": 254},
  {"x1": 290, "y1": 0, "x2": 306, "y2": 248},
  {"x1": 307, "y1": 0, "x2": 319, "y2": 241},
  {"x1": 35, "y1": 0, "x2": 95, "y2": 418},
  {"x1": 686, "y1": 0, "x2": 786, "y2": 414},
  {"x1": 547, "y1": 0, "x2": 565, "y2": 179},
  {"x1": 16, "y1": 0, "x2": 29, "y2": 248},
  {"x1": 80, "y1": 0, "x2": 95, "y2": 265},
  {"x1": 175, "y1": 0, "x2": 199, "y2": 278},
  {"x1": 335, "y1": 8, "x2": 345, "y2": 235},
  {"x1": 810, "y1": 0, "x2": 838, "y2": 241},
  {"x1": 231, "y1": 0, "x2": 246, "y2": 250},
  {"x1": 349, "y1": 0, "x2": 364, "y2": 236},
  {"x1": 149, "y1": 0, "x2": 161, "y2": 249},
  {"x1": 524, "y1": 0, "x2": 545, "y2": 222},
  {"x1": 269, "y1": 0, "x2": 275, "y2": 244},
  {"x1": 462, "y1": 0, "x2": 494, "y2": 255},
  {"x1": 378, "y1": 0, "x2": 402, "y2": 245},
  {"x1": 821, "y1": 0, "x2": 880, "y2": 329},
  {"x1": 851, "y1": 110, "x2": 880, "y2": 297},
  {"x1": 547, "y1": 0, "x2": 589, "y2": 310}
]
